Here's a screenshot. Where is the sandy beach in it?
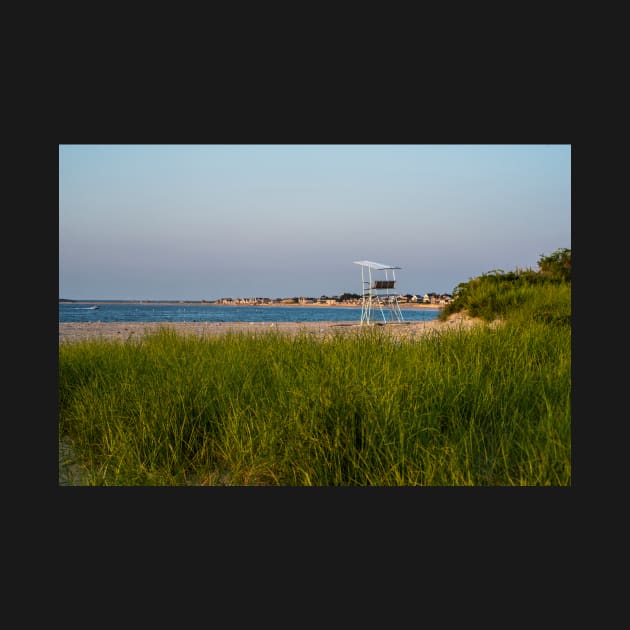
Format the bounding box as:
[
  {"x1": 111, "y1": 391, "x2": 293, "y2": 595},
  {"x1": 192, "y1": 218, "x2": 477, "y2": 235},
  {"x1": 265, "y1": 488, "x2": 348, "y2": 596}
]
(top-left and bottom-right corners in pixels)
[{"x1": 59, "y1": 313, "x2": 483, "y2": 344}]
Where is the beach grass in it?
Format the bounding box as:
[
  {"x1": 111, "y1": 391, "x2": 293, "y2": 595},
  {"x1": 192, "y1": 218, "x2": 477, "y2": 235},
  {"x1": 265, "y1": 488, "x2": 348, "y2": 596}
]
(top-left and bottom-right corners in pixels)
[{"x1": 59, "y1": 311, "x2": 570, "y2": 486}]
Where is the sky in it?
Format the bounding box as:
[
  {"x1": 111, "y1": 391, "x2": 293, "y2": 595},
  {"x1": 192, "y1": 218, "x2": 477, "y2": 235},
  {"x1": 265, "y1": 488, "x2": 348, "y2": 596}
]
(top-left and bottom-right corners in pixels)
[{"x1": 59, "y1": 144, "x2": 571, "y2": 301}]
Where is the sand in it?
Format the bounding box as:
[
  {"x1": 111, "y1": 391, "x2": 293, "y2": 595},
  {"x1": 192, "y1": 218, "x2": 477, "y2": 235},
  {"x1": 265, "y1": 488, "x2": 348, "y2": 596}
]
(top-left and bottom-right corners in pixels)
[{"x1": 59, "y1": 313, "x2": 485, "y2": 344}]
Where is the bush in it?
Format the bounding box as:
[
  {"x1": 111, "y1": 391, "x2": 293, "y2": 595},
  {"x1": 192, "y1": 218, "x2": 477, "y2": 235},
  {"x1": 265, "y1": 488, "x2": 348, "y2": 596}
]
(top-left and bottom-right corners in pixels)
[{"x1": 440, "y1": 248, "x2": 571, "y2": 323}]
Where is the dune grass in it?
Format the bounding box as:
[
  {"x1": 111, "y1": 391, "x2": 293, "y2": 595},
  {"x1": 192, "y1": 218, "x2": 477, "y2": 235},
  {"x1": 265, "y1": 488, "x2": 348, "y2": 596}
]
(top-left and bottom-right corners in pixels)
[{"x1": 59, "y1": 312, "x2": 570, "y2": 486}]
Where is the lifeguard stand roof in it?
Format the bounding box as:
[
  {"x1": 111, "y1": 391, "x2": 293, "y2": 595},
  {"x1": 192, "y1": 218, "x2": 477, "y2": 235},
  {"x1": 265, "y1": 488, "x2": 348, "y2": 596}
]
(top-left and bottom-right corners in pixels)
[{"x1": 353, "y1": 260, "x2": 401, "y2": 270}]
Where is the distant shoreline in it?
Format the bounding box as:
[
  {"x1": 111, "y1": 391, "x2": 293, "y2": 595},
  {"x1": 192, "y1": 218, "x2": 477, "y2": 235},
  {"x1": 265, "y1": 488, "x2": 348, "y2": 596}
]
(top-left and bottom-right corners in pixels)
[{"x1": 59, "y1": 300, "x2": 444, "y2": 310}]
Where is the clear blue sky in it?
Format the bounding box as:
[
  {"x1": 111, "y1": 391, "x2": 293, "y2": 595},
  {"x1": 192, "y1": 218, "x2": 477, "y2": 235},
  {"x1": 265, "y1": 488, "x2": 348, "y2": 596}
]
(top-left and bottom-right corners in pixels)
[{"x1": 59, "y1": 144, "x2": 571, "y2": 300}]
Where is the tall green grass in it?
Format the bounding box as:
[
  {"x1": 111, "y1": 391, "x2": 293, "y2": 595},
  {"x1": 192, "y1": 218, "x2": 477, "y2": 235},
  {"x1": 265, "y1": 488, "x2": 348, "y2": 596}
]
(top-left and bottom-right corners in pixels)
[
  {"x1": 59, "y1": 312, "x2": 570, "y2": 485},
  {"x1": 441, "y1": 280, "x2": 571, "y2": 327},
  {"x1": 440, "y1": 260, "x2": 571, "y2": 326}
]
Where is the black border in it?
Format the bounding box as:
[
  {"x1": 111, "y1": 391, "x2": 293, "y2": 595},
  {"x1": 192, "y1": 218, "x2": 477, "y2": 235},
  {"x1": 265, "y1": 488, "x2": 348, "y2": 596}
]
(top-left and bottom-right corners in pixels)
[{"x1": 47, "y1": 74, "x2": 578, "y2": 600}]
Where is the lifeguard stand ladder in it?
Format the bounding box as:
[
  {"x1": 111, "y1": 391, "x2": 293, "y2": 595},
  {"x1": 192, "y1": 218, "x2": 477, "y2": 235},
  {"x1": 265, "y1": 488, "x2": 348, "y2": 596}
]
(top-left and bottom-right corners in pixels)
[{"x1": 353, "y1": 260, "x2": 404, "y2": 325}]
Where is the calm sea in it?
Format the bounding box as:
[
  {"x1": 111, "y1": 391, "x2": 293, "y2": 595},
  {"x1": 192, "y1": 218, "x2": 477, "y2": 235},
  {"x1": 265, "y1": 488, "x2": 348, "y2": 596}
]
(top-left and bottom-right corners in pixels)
[{"x1": 59, "y1": 302, "x2": 441, "y2": 324}]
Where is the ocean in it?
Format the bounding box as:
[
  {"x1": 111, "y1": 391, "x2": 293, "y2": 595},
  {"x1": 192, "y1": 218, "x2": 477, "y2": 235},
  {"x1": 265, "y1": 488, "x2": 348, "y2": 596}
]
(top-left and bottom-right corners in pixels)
[{"x1": 58, "y1": 302, "x2": 441, "y2": 324}]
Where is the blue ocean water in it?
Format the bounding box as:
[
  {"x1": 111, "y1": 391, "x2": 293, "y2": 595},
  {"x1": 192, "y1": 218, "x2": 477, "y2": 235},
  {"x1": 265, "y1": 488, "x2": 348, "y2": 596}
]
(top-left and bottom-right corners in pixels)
[{"x1": 59, "y1": 302, "x2": 441, "y2": 324}]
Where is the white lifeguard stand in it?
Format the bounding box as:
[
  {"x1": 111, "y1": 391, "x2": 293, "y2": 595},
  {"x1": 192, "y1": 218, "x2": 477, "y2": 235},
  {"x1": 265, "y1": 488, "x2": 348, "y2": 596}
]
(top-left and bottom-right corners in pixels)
[{"x1": 353, "y1": 260, "x2": 404, "y2": 325}]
